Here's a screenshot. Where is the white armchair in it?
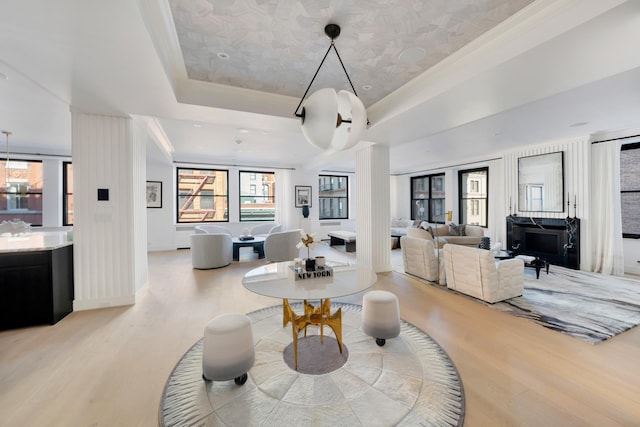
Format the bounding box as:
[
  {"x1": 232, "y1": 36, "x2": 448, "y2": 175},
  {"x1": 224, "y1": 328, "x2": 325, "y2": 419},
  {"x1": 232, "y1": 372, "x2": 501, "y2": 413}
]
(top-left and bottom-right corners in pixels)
[
  {"x1": 264, "y1": 229, "x2": 302, "y2": 262},
  {"x1": 443, "y1": 244, "x2": 524, "y2": 303},
  {"x1": 250, "y1": 223, "x2": 281, "y2": 237},
  {"x1": 190, "y1": 233, "x2": 233, "y2": 269},
  {"x1": 400, "y1": 236, "x2": 440, "y2": 283},
  {"x1": 194, "y1": 225, "x2": 233, "y2": 236}
]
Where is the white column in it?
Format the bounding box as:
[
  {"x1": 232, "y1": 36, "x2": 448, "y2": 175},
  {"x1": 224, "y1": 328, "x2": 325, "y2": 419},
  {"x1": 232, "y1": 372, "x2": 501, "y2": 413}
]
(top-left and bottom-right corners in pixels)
[
  {"x1": 41, "y1": 159, "x2": 64, "y2": 227},
  {"x1": 71, "y1": 113, "x2": 148, "y2": 310},
  {"x1": 356, "y1": 144, "x2": 391, "y2": 272}
]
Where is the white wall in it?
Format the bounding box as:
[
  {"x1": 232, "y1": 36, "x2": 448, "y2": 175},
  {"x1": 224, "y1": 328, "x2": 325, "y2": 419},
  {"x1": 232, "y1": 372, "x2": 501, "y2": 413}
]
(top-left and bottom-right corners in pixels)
[
  {"x1": 146, "y1": 152, "x2": 175, "y2": 250},
  {"x1": 391, "y1": 134, "x2": 640, "y2": 275},
  {"x1": 145, "y1": 151, "x2": 361, "y2": 250},
  {"x1": 145, "y1": 133, "x2": 640, "y2": 276}
]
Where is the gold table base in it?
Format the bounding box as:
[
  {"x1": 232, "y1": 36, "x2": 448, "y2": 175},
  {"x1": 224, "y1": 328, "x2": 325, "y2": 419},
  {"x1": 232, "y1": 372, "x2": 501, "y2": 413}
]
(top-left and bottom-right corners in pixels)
[{"x1": 283, "y1": 298, "x2": 343, "y2": 370}]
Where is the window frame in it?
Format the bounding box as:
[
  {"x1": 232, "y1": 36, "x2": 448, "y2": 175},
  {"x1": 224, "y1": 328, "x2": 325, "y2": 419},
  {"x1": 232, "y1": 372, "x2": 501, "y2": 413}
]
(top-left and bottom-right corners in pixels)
[
  {"x1": 621, "y1": 142, "x2": 640, "y2": 238},
  {"x1": 319, "y1": 174, "x2": 349, "y2": 220},
  {"x1": 63, "y1": 161, "x2": 73, "y2": 226},
  {"x1": 176, "y1": 167, "x2": 229, "y2": 224},
  {"x1": 238, "y1": 170, "x2": 275, "y2": 222},
  {"x1": 410, "y1": 173, "x2": 445, "y2": 223},
  {"x1": 0, "y1": 157, "x2": 43, "y2": 226},
  {"x1": 458, "y1": 167, "x2": 489, "y2": 227}
]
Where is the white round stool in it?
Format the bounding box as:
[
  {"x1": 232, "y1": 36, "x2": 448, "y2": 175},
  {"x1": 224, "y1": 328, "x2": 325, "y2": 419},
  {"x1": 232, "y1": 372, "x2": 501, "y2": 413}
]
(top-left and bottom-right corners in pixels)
[
  {"x1": 202, "y1": 313, "x2": 255, "y2": 385},
  {"x1": 362, "y1": 290, "x2": 401, "y2": 346}
]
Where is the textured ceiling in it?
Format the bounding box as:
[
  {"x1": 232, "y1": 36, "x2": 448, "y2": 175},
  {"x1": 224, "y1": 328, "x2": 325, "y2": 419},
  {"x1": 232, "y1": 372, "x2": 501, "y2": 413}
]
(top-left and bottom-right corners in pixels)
[
  {"x1": 169, "y1": 0, "x2": 534, "y2": 107},
  {"x1": 2, "y1": 1, "x2": 638, "y2": 174}
]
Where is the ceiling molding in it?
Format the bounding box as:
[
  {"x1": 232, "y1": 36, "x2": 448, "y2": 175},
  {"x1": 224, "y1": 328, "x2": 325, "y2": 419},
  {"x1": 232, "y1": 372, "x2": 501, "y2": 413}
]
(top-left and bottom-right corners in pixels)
[{"x1": 137, "y1": 0, "x2": 188, "y2": 94}]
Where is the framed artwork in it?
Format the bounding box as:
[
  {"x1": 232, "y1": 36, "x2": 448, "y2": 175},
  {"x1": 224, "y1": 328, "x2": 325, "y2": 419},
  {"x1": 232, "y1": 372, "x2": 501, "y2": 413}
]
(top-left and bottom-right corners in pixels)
[
  {"x1": 146, "y1": 181, "x2": 162, "y2": 208},
  {"x1": 295, "y1": 185, "x2": 312, "y2": 207}
]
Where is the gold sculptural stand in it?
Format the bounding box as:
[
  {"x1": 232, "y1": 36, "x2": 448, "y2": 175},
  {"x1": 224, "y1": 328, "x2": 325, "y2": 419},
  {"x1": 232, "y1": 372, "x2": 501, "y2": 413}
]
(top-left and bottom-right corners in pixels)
[{"x1": 282, "y1": 298, "x2": 343, "y2": 370}]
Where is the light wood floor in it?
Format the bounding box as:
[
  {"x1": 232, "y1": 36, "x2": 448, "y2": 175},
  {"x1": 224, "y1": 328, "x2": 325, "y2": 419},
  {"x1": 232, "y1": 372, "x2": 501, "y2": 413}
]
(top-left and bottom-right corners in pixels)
[{"x1": 1, "y1": 246, "x2": 639, "y2": 426}]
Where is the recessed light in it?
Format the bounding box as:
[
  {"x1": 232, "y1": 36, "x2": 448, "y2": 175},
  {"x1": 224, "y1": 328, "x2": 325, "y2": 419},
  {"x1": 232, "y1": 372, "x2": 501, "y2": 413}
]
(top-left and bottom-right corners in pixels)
[
  {"x1": 399, "y1": 47, "x2": 426, "y2": 64},
  {"x1": 193, "y1": 123, "x2": 202, "y2": 128},
  {"x1": 217, "y1": 52, "x2": 230, "y2": 60},
  {"x1": 238, "y1": 128, "x2": 249, "y2": 134},
  {"x1": 362, "y1": 84, "x2": 372, "y2": 91}
]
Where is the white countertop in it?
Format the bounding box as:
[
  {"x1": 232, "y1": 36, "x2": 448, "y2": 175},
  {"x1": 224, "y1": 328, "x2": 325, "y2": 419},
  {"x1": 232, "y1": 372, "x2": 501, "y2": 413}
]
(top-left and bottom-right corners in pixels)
[
  {"x1": 242, "y1": 260, "x2": 377, "y2": 300},
  {"x1": 0, "y1": 231, "x2": 73, "y2": 253}
]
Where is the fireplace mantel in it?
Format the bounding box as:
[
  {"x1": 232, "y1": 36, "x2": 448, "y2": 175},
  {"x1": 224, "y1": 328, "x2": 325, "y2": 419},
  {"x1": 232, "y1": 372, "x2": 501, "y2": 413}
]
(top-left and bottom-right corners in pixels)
[{"x1": 506, "y1": 216, "x2": 580, "y2": 270}]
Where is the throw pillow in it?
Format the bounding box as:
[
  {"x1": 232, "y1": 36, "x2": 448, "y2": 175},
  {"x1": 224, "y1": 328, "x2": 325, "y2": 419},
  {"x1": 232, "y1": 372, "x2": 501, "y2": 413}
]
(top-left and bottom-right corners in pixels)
[
  {"x1": 449, "y1": 223, "x2": 466, "y2": 236},
  {"x1": 426, "y1": 226, "x2": 435, "y2": 238}
]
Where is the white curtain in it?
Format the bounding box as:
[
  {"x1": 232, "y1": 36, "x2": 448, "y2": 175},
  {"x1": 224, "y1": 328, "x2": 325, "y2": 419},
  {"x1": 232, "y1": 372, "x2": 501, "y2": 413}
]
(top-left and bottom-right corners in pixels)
[
  {"x1": 589, "y1": 141, "x2": 624, "y2": 275},
  {"x1": 275, "y1": 169, "x2": 293, "y2": 230}
]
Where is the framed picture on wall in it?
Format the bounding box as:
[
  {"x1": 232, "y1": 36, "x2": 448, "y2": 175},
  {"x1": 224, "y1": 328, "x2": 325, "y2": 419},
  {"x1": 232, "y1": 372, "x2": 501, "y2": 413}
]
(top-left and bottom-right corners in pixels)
[
  {"x1": 295, "y1": 185, "x2": 312, "y2": 207},
  {"x1": 146, "y1": 181, "x2": 162, "y2": 208}
]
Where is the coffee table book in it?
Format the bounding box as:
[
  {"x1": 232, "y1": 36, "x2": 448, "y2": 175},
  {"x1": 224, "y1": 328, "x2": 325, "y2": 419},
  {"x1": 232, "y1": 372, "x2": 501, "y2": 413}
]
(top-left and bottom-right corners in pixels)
[{"x1": 288, "y1": 265, "x2": 334, "y2": 282}]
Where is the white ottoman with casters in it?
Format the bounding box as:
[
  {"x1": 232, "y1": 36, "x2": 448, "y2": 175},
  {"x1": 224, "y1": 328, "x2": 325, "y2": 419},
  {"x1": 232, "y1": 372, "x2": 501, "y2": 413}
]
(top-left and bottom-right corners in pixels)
[
  {"x1": 202, "y1": 313, "x2": 255, "y2": 385},
  {"x1": 362, "y1": 290, "x2": 401, "y2": 346}
]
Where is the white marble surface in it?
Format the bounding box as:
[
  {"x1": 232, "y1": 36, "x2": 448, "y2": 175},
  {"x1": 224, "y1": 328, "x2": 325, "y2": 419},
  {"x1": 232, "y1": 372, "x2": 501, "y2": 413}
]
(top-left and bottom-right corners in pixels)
[
  {"x1": 0, "y1": 231, "x2": 72, "y2": 253},
  {"x1": 242, "y1": 261, "x2": 377, "y2": 301}
]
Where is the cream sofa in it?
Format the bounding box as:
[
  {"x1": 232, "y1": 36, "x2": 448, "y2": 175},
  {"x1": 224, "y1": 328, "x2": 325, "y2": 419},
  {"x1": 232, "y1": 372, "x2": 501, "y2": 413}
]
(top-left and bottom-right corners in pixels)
[
  {"x1": 417, "y1": 222, "x2": 484, "y2": 248},
  {"x1": 443, "y1": 244, "x2": 524, "y2": 303},
  {"x1": 390, "y1": 218, "x2": 418, "y2": 236}
]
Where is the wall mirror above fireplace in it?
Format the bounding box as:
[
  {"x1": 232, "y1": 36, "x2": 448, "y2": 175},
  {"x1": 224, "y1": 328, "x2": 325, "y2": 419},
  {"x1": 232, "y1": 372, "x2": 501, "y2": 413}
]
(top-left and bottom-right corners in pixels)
[{"x1": 518, "y1": 151, "x2": 564, "y2": 212}]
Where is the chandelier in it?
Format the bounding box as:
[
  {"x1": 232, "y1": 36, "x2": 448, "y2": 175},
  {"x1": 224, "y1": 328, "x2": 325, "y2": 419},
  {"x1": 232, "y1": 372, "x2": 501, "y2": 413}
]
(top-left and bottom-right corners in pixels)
[{"x1": 293, "y1": 24, "x2": 368, "y2": 151}]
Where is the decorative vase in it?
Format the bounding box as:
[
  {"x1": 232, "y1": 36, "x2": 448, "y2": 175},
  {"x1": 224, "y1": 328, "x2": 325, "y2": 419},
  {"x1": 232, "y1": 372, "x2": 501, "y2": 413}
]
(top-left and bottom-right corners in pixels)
[
  {"x1": 302, "y1": 205, "x2": 309, "y2": 218},
  {"x1": 305, "y1": 258, "x2": 316, "y2": 271}
]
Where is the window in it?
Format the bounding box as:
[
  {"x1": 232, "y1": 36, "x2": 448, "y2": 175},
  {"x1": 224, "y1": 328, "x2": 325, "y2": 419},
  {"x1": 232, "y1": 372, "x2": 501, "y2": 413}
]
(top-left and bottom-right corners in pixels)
[
  {"x1": 319, "y1": 175, "x2": 348, "y2": 219},
  {"x1": 63, "y1": 162, "x2": 73, "y2": 225},
  {"x1": 621, "y1": 142, "x2": 640, "y2": 238},
  {"x1": 239, "y1": 170, "x2": 275, "y2": 222},
  {"x1": 0, "y1": 158, "x2": 43, "y2": 225},
  {"x1": 176, "y1": 168, "x2": 228, "y2": 223},
  {"x1": 410, "y1": 174, "x2": 445, "y2": 222},
  {"x1": 459, "y1": 167, "x2": 488, "y2": 227}
]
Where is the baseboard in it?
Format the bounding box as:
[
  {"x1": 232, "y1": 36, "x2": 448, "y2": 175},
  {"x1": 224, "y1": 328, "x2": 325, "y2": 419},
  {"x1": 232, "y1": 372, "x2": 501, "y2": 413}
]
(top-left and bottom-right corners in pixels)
[{"x1": 73, "y1": 295, "x2": 135, "y2": 311}]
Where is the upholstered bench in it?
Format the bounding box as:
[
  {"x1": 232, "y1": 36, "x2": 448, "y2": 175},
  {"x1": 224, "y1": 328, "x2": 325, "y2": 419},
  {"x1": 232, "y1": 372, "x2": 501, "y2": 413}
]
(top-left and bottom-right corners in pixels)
[{"x1": 327, "y1": 231, "x2": 356, "y2": 252}]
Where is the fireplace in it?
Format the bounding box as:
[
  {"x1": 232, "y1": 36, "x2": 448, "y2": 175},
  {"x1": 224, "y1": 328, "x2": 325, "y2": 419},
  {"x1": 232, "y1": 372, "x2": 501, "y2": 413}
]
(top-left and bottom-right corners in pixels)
[{"x1": 506, "y1": 216, "x2": 580, "y2": 269}]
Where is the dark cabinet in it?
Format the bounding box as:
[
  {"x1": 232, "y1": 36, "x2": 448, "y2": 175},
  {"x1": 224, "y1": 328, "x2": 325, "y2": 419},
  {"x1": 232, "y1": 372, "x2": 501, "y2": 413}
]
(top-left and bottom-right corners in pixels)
[{"x1": 0, "y1": 244, "x2": 74, "y2": 330}]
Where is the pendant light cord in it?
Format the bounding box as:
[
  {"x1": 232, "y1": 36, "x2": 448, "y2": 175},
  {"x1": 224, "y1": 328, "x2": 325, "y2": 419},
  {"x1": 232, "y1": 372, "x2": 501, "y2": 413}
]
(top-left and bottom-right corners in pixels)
[{"x1": 293, "y1": 41, "x2": 360, "y2": 118}]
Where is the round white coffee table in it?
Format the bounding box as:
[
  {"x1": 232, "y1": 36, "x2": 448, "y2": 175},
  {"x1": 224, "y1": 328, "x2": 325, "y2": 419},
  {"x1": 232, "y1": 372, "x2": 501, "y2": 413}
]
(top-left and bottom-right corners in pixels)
[{"x1": 242, "y1": 260, "x2": 377, "y2": 369}]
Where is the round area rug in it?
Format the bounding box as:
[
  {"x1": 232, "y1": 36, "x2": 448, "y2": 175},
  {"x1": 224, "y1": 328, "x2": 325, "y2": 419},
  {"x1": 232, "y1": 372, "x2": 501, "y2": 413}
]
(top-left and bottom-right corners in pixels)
[{"x1": 159, "y1": 303, "x2": 465, "y2": 426}]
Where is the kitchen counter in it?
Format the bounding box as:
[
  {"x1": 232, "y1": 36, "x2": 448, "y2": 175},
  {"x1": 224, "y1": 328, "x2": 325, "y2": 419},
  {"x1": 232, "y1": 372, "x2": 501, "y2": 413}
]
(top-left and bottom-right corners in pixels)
[
  {"x1": 0, "y1": 231, "x2": 72, "y2": 253},
  {"x1": 0, "y1": 231, "x2": 74, "y2": 330}
]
